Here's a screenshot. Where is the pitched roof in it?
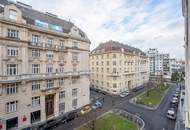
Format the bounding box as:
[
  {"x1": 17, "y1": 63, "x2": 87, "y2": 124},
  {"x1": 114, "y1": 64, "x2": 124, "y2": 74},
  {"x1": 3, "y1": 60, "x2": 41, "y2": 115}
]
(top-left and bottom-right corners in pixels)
[
  {"x1": 92, "y1": 40, "x2": 147, "y2": 56},
  {"x1": 0, "y1": 0, "x2": 90, "y2": 42}
]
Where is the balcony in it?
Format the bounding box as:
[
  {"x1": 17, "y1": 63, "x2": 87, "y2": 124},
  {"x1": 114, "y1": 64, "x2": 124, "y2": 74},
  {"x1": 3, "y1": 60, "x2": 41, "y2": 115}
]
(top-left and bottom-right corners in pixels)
[
  {"x1": 0, "y1": 71, "x2": 90, "y2": 83},
  {"x1": 40, "y1": 86, "x2": 60, "y2": 94},
  {"x1": 28, "y1": 42, "x2": 68, "y2": 52},
  {"x1": 71, "y1": 59, "x2": 79, "y2": 65},
  {"x1": 2, "y1": 56, "x2": 22, "y2": 62},
  {"x1": 107, "y1": 72, "x2": 121, "y2": 77},
  {"x1": 123, "y1": 71, "x2": 135, "y2": 75}
]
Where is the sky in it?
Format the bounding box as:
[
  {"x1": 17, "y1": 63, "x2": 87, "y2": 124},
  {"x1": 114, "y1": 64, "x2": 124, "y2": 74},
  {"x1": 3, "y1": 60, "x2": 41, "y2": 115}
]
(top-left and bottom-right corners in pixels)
[{"x1": 16, "y1": 0, "x2": 184, "y2": 59}]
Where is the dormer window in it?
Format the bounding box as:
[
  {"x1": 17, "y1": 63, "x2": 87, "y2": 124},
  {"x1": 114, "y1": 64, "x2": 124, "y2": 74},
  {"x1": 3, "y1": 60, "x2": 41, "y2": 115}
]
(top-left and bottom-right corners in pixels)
[{"x1": 9, "y1": 9, "x2": 18, "y2": 21}]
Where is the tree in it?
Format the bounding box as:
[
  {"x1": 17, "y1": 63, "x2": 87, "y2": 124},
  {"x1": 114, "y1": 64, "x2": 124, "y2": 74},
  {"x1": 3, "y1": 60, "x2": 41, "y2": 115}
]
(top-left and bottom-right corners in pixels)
[
  {"x1": 146, "y1": 82, "x2": 154, "y2": 97},
  {"x1": 171, "y1": 71, "x2": 180, "y2": 81}
]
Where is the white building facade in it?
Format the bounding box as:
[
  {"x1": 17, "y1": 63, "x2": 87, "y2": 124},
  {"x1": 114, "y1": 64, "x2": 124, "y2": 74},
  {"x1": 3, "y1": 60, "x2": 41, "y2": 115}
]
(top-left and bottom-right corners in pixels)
[
  {"x1": 0, "y1": 1, "x2": 90, "y2": 130},
  {"x1": 147, "y1": 48, "x2": 170, "y2": 76}
]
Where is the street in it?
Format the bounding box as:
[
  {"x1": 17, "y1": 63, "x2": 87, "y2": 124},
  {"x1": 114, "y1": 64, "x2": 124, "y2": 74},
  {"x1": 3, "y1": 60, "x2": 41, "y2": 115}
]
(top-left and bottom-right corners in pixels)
[{"x1": 55, "y1": 83, "x2": 177, "y2": 130}]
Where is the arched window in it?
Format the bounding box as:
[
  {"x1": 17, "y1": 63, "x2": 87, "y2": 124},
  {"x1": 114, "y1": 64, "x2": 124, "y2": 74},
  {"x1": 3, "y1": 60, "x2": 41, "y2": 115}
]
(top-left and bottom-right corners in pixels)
[{"x1": 9, "y1": 9, "x2": 18, "y2": 20}]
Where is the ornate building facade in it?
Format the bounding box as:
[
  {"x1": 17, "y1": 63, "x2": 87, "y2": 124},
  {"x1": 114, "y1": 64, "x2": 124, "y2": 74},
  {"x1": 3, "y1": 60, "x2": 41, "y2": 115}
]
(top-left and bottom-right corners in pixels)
[
  {"x1": 0, "y1": 1, "x2": 90, "y2": 129},
  {"x1": 90, "y1": 40, "x2": 149, "y2": 95}
]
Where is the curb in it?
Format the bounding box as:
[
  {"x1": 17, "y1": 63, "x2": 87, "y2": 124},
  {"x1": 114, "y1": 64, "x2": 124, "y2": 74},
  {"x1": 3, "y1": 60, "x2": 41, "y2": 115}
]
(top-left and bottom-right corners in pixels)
[
  {"x1": 74, "y1": 109, "x2": 145, "y2": 130},
  {"x1": 129, "y1": 86, "x2": 171, "y2": 110}
]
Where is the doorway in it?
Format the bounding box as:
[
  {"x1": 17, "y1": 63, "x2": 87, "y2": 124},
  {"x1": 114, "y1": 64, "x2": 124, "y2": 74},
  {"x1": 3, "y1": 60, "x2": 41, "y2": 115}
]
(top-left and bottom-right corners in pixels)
[{"x1": 45, "y1": 94, "x2": 54, "y2": 117}]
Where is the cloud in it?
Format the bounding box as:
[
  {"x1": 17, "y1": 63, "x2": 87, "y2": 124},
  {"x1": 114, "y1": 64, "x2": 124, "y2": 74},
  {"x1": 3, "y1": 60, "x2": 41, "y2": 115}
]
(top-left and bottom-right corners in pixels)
[{"x1": 17, "y1": 0, "x2": 184, "y2": 59}]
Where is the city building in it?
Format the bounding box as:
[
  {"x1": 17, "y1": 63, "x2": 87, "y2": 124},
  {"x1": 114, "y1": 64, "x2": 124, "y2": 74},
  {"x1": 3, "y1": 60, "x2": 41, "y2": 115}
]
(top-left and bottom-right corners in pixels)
[
  {"x1": 0, "y1": 0, "x2": 90, "y2": 130},
  {"x1": 182, "y1": 0, "x2": 190, "y2": 129},
  {"x1": 147, "y1": 48, "x2": 170, "y2": 77},
  {"x1": 90, "y1": 40, "x2": 149, "y2": 95},
  {"x1": 170, "y1": 58, "x2": 184, "y2": 74}
]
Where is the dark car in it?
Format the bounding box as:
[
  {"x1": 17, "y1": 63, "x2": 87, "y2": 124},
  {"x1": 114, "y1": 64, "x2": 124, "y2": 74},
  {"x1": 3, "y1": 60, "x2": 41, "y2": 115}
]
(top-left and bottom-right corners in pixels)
[
  {"x1": 132, "y1": 86, "x2": 143, "y2": 92},
  {"x1": 66, "y1": 111, "x2": 79, "y2": 122},
  {"x1": 38, "y1": 119, "x2": 60, "y2": 130}
]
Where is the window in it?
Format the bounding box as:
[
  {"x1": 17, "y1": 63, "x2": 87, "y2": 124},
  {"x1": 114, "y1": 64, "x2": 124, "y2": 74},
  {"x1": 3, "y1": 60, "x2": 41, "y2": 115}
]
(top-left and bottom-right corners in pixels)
[
  {"x1": 59, "y1": 91, "x2": 65, "y2": 100},
  {"x1": 73, "y1": 42, "x2": 78, "y2": 48},
  {"x1": 9, "y1": 9, "x2": 18, "y2": 20},
  {"x1": 32, "y1": 35, "x2": 39, "y2": 43},
  {"x1": 46, "y1": 51, "x2": 54, "y2": 59},
  {"x1": 32, "y1": 82, "x2": 40, "y2": 91},
  {"x1": 59, "y1": 78, "x2": 64, "y2": 86},
  {"x1": 7, "y1": 47, "x2": 18, "y2": 56},
  {"x1": 101, "y1": 61, "x2": 104, "y2": 66},
  {"x1": 113, "y1": 84, "x2": 117, "y2": 88},
  {"x1": 73, "y1": 65, "x2": 77, "y2": 72},
  {"x1": 6, "y1": 101, "x2": 18, "y2": 113},
  {"x1": 60, "y1": 40, "x2": 64, "y2": 49},
  {"x1": 72, "y1": 99, "x2": 77, "y2": 108},
  {"x1": 107, "y1": 68, "x2": 109, "y2": 73},
  {"x1": 32, "y1": 49, "x2": 40, "y2": 58},
  {"x1": 107, "y1": 61, "x2": 109, "y2": 65},
  {"x1": 31, "y1": 110, "x2": 41, "y2": 124},
  {"x1": 6, "y1": 84, "x2": 18, "y2": 95},
  {"x1": 47, "y1": 80, "x2": 54, "y2": 88},
  {"x1": 59, "y1": 65, "x2": 64, "y2": 73},
  {"x1": 32, "y1": 96, "x2": 40, "y2": 107},
  {"x1": 113, "y1": 61, "x2": 116, "y2": 66},
  {"x1": 96, "y1": 61, "x2": 99, "y2": 65},
  {"x1": 7, "y1": 64, "x2": 18, "y2": 76},
  {"x1": 46, "y1": 64, "x2": 53, "y2": 73},
  {"x1": 32, "y1": 64, "x2": 40, "y2": 74},
  {"x1": 107, "y1": 54, "x2": 109, "y2": 58},
  {"x1": 113, "y1": 54, "x2": 116, "y2": 58},
  {"x1": 6, "y1": 117, "x2": 18, "y2": 130},
  {"x1": 59, "y1": 103, "x2": 65, "y2": 113},
  {"x1": 47, "y1": 38, "x2": 53, "y2": 47},
  {"x1": 113, "y1": 68, "x2": 116, "y2": 73},
  {"x1": 72, "y1": 88, "x2": 77, "y2": 97},
  {"x1": 72, "y1": 52, "x2": 78, "y2": 60},
  {"x1": 113, "y1": 77, "x2": 117, "y2": 81},
  {"x1": 72, "y1": 77, "x2": 78, "y2": 84},
  {"x1": 7, "y1": 29, "x2": 18, "y2": 38}
]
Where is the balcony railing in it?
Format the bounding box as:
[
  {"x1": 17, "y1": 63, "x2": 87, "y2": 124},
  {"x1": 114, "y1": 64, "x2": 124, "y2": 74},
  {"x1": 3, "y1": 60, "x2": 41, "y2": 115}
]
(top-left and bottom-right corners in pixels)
[
  {"x1": 40, "y1": 85, "x2": 60, "y2": 92},
  {"x1": 107, "y1": 72, "x2": 121, "y2": 77},
  {"x1": 28, "y1": 42, "x2": 67, "y2": 52},
  {"x1": 0, "y1": 71, "x2": 90, "y2": 83}
]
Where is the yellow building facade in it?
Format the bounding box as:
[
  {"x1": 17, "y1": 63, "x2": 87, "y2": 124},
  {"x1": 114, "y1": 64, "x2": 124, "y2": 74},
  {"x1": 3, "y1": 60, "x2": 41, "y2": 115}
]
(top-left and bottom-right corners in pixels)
[{"x1": 90, "y1": 40, "x2": 149, "y2": 95}]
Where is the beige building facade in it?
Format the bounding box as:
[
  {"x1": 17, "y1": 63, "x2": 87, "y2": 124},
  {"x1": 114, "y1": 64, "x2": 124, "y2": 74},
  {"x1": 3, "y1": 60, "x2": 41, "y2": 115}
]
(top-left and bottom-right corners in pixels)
[
  {"x1": 90, "y1": 41, "x2": 149, "y2": 95},
  {"x1": 0, "y1": 1, "x2": 90, "y2": 130}
]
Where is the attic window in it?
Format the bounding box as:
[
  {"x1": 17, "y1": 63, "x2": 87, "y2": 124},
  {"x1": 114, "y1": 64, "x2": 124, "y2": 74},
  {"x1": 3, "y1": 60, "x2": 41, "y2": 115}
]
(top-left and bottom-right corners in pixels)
[{"x1": 9, "y1": 9, "x2": 18, "y2": 21}]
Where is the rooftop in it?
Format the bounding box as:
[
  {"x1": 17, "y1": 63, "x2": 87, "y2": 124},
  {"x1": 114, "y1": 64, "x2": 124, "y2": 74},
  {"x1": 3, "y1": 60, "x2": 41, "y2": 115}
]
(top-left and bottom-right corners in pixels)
[
  {"x1": 91, "y1": 40, "x2": 147, "y2": 56},
  {"x1": 0, "y1": 0, "x2": 90, "y2": 42}
]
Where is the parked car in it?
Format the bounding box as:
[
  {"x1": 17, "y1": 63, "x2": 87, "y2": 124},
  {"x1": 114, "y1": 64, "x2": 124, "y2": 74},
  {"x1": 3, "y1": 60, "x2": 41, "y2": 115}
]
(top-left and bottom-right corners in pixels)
[
  {"x1": 167, "y1": 108, "x2": 176, "y2": 120},
  {"x1": 66, "y1": 111, "x2": 79, "y2": 122},
  {"x1": 92, "y1": 101, "x2": 102, "y2": 109},
  {"x1": 120, "y1": 91, "x2": 129, "y2": 98},
  {"x1": 170, "y1": 97, "x2": 178, "y2": 107},
  {"x1": 132, "y1": 86, "x2": 144, "y2": 92},
  {"x1": 173, "y1": 93, "x2": 180, "y2": 98},
  {"x1": 81, "y1": 105, "x2": 92, "y2": 115},
  {"x1": 172, "y1": 97, "x2": 179, "y2": 102},
  {"x1": 39, "y1": 119, "x2": 59, "y2": 130}
]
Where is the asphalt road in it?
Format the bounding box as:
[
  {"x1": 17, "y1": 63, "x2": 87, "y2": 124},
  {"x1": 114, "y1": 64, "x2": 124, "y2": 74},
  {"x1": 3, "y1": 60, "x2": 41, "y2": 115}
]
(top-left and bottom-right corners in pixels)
[{"x1": 55, "y1": 83, "x2": 178, "y2": 130}]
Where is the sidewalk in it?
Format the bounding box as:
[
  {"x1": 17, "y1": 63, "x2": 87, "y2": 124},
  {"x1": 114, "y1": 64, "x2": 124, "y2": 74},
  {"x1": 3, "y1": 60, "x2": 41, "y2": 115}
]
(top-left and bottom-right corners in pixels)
[{"x1": 175, "y1": 84, "x2": 185, "y2": 130}]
